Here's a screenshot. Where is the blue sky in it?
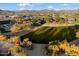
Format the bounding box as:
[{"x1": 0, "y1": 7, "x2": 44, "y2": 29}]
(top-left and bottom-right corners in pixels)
[{"x1": 0, "y1": 3, "x2": 79, "y2": 10}]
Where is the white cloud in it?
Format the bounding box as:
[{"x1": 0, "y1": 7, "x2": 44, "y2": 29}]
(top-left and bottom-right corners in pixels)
[
  {"x1": 48, "y1": 6, "x2": 54, "y2": 9},
  {"x1": 17, "y1": 3, "x2": 32, "y2": 7},
  {"x1": 16, "y1": 3, "x2": 33, "y2": 10},
  {"x1": 60, "y1": 4, "x2": 69, "y2": 6},
  {"x1": 19, "y1": 7, "x2": 25, "y2": 10},
  {"x1": 17, "y1": 7, "x2": 33, "y2": 10}
]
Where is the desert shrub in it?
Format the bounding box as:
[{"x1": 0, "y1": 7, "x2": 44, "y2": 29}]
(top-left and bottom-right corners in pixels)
[
  {"x1": 0, "y1": 34, "x2": 7, "y2": 41},
  {"x1": 10, "y1": 25, "x2": 21, "y2": 33},
  {"x1": 47, "y1": 40, "x2": 79, "y2": 56}
]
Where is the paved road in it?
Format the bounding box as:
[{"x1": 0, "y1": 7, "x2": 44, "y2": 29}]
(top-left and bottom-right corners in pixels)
[
  {"x1": 70, "y1": 40, "x2": 79, "y2": 46},
  {"x1": 4, "y1": 26, "x2": 42, "y2": 37},
  {"x1": 24, "y1": 43, "x2": 47, "y2": 56}
]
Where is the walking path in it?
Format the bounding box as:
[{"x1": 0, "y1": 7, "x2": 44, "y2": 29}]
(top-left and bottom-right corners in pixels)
[
  {"x1": 70, "y1": 40, "x2": 79, "y2": 46},
  {"x1": 43, "y1": 23, "x2": 78, "y2": 27}
]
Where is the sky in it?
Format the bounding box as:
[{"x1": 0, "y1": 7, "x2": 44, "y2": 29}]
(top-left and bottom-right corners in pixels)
[{"x1": 0, "y1": 3, "x2": 79, "y2": 10}]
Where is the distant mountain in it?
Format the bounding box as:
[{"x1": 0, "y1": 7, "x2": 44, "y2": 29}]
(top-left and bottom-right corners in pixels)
[
  {"x1": 0, "y1": 9, "x2": 16, "y2": 16},
  {"x1": 0, "y1": 9, "x2": 79, "y2": 16}
]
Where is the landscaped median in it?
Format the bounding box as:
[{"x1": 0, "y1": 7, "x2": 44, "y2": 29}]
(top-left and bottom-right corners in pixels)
[{"x1": 21, "y1": 25, "x2": 78, "y2": 43}]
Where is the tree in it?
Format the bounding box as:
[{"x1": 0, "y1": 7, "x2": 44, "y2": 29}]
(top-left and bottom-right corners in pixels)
[
  {"x1": 76, "y1": 32, "x2": 79, "y2": 39},
  {"x1": 10, "y1": 25, "x2": 21, "y2": 33},
  {"x1": 8, "y1": 36, "x2": 21, "y2": 45},
  {"x1": 0, "y1": 34, "x2": 7, "y2": 41},
  {"x1": 22, "y1": 38, "x2": 32, "y2": 48}
]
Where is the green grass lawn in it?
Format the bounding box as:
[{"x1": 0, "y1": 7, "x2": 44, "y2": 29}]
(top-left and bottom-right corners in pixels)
[{"x1": 21, "y1": 25, "x2": 79, "y2": 44}]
